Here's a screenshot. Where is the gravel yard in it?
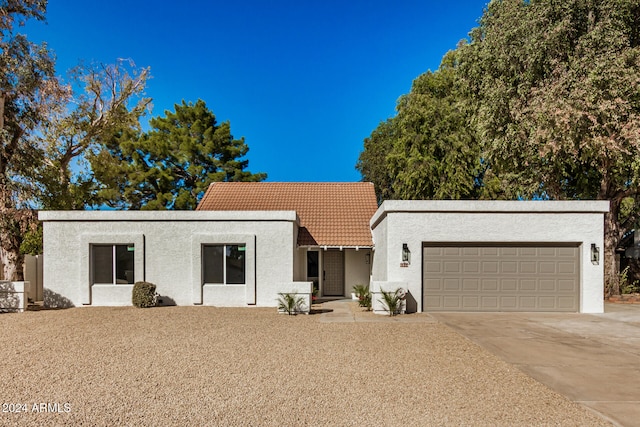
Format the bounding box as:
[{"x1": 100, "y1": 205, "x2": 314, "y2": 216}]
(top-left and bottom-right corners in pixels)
[{"x1": 1, "y1": 305, "x2": 609, "y2": 426}]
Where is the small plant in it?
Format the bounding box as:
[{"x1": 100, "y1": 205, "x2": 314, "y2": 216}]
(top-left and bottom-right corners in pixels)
[
  {"x1": 620, "y1": 266, "x2": 640, "y2": 294},
  {"x1": 353, "y1": 284, "x2": 372, "y2": 310},
  {"x1": 277, "y1": 293, "x2": 305, "y2": 315},
  {"x1": 379, "y1": 288, "x2": 406, "y2": 316},
  {"x1": 132, "y1": 281, "x2": 157, "y2": 308}
]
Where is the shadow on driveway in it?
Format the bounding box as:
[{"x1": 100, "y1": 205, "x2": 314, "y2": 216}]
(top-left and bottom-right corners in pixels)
[{"x1": 431, "y1": 303, "x2": 640, "y2": 427}]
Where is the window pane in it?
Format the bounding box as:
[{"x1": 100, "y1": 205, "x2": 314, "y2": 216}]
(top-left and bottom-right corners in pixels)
[
  {"x1": 307, "y1": 251, "x2": 319, "y2": 278},
  {"x1": 203, "y1": 245, "x2": 224, "y2": 284},
  {"x1": 92, "y1": 245, "x2": 113, "y2": 284},
  {"x1": 226, "y1": 245, "x2": 246, "y2": 284},
  {"x1": 115, "y1": 245, "x2": 135, "y2": 284}
]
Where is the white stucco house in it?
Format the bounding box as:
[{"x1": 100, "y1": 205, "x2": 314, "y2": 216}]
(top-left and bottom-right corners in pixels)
[
  {"x1": 38, "y1": 183, "x2": 609, "y2": 313},
  {"x1": 38, "y1": 183, "x2": 377, "y2": 309}
]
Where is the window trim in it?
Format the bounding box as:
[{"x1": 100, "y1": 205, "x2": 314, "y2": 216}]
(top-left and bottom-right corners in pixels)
[
  {"x1": 91, "y1": 243, "x2": 136, "y2": 285},
  {"x1": 81, "y1": 233, "x2": 145, "y2": 305},
  {"x1": 191, "y1": 234, "x2": 256, "y2": 305}
]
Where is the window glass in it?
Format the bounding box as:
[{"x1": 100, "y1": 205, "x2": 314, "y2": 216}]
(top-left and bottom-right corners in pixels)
[
  {"x1": 92, "y1": 244, "x2": 134, "y2": 285},
  {"x1": 307, "y1": 251, "x2": 319, "y2": 278},
  {"x1": 115, "y1": 245, "x2": 135, "y2": 284},
  {"x1": 203, "y1": 245, "x2": 224, "y2": 284},
  {"x1": 202, "y1": 244, "x2": 246, "y2": 285},
  {"x1": 226, "y1": 245, "x2": 246, "y2": 284},
  {"x1": 92, "y1": 245, "x2": 113, "y2": 284}
]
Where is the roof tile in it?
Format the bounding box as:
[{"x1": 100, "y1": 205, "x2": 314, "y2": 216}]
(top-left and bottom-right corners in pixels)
[{"x1": 197, "y1": 182, "x2": 377, "y2": 247}]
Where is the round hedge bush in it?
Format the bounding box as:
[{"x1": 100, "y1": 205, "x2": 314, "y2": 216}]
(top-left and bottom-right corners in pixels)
[{"x1": 132, "y1": 281, "x2": 157, "y2": 308}]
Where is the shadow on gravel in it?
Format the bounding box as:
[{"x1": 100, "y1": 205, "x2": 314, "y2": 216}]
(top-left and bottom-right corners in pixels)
[{"x1": 309, "y1": 308, "x2": 333, "y2": 314}]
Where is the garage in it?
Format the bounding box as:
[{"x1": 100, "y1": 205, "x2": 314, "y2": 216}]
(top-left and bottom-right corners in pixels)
[
  {"x1": 422, "y1": 244, "x2": 580, "y2": 312},
  {"x1": 369, "y1": 200, "x2": 608, "y2": 314}
]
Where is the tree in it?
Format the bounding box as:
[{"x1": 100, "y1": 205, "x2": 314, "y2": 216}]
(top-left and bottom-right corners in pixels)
[
  {"x1": 356, "y1": 117, "x2": 397, "y2": 202},
  {"x1": 357, "y1": 52, "x2": 484, "y2": 201},
  {"x1": 0, "y1": 0, "x2": 57, "y2": 280},
  {"x1": 459, "y1": 0, "x2": 640, "y2": 294},
  {"x1": 33, "y1": 60, "x2": 151, "y2": 210},
  {"x1": 93, "y1": 99, "x2": 266, "y2": 210}
]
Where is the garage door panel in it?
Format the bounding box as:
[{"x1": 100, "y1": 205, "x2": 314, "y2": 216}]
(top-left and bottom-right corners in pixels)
[
  {"x1": 539, "y1": 279, "x2": 556, "y2": 291},
  {"x1": 463, "y1": 261, "x2": 480, "y2": 273},
  {"x1": 444, "y1": 262, "x2": 461, "y2": 273},
  {"x1": 520, "y1": 279, "x2": 536, "y2": 291},
  {"x1": 558, "y1": 279, "x2": 576, "y2": 291},
  {"x1": 502, "y1": 261, "x2": 518, "y2": 274},
  {"x1": 539, "y1": 247, "x2": 557, "y2": 256},
  {"x1": 558, "y1": 247, "x2": 577, "y2": 257},
  {"x1": 423, "y1": 244, "x2": 579, "y2": 312},
  {"x1": 482, "y1": 261, "x2": 499, "y2": 274},
  {"x1": 558, "y1": 296, "x2": 576, "y2": 309},
  {"x1": 424, "y1": 261, "x2": 441, "y2": 273},
  {"x1": 500, "y1": 247, "x2": 517, "y2": 256},
  {"x1": 482, "y1": 279, "x2": 498, "y2": 291},
  {"x1": 558, "y1": 262, "x2": 576, "y2": 274},
  {"x1": 444, "y1": 278, "x2": 460, "y2": 291},
  {"x1": 501, "y1": 278, "x2": 517, "y2": 291},
  {"x1": 539, "y1": 262, "x2": 556, "y2": 274},
  {"x1": 424, "y1": 247, "x2": 443, "y2": 256},
  {"x1": 520, "y1": 262, "x2": 537, "y2": 274},
  {"x1": 443, "y1": 295, "x2": 461, "y2": 309},
  {"x1": 462, "y1": 278, "x2": 479, "y2": 290},
  {"x1": 500, "y1": 296, "x2": 517, "y2": 309},
  {"x1": 462, "y1": 296, "x2": 479, "y2": 308},
  {"x1": 463, "y1": 247, "x2": 480, "y2": 256}
]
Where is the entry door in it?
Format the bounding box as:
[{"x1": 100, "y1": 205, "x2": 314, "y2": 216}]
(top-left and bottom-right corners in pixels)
[{"x1": 323, "y1": 250, "x2": 344, "y2": 296}]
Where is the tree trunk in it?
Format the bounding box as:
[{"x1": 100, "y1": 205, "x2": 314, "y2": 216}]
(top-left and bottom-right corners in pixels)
[
  {"x1": 0, "y1": 178, "x2": 27, "y2": 282},
  {"x1": 0, "y1": 246, "x2": 23, "y2": 281},
  {"x1": 604, "y1": 202, "x2": 621, "y2": 296}
]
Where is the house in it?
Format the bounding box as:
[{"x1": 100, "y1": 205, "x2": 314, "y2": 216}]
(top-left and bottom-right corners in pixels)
[
  {"x1": 38, "y1": 184, "x2": 608, "y2": 313},
  {"x1": 38, "y1": 182, "x2": 377, "y2": 308}
]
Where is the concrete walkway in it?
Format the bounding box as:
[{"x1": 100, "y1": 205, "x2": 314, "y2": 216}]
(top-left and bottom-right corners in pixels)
[
  {"x1": 431, "y1": 303, "x2": 640, "y2": 427},
  {"x1": 316, "y1": 298, "x2": 436, "y2": 323}
]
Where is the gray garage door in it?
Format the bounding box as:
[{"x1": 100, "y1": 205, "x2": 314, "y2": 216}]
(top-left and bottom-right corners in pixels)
[{"x1": 423, "y1": 245, "x2": 579, "y2": 312}]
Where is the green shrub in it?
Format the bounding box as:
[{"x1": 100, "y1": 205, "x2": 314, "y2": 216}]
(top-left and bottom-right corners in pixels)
[
  {"x1": 620, "y1": 266, "x2": 640, "y2": 294},
  {"x1": 353, "y1": 284, "x2": 371, "y2": 310},
  {"x1": 379, "y1": 288, "x2": 406, "y2": 316},
  {"x1": 132, "y1": 281, "x2": 157, "y2": 308},
  {"x1": 277, "y1": 293, "x2": 305, "y2": 315}
]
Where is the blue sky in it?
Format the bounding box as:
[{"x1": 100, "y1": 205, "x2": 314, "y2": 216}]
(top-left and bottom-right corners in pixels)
[{"x1": 24, "y1": 1, "x2": 487, "y2": 182}]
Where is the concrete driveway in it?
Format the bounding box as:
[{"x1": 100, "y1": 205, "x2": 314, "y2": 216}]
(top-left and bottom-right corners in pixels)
[{"x1": 431, "y1": 303, "x2": 640, "y2": 427}]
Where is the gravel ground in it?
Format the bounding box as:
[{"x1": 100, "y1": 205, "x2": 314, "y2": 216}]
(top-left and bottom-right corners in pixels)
[{"x1": 0, "y1": 305, "x2": 610, "y2": 426}]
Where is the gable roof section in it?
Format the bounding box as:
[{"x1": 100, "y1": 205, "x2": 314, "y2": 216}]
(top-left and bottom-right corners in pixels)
[{"x1": 197, "y1": 182, "x2": 378, "y2": 247}]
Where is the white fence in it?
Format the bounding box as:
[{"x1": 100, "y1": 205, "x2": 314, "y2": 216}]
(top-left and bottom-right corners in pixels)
[{"x1": 0, "y1": 254, "x2": 43, "y2": 310}]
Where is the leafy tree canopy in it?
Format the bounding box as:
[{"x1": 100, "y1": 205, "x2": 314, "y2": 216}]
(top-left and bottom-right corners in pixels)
[
  {"x1": 92, "y1": 99, "x2": 266, "y2": 210},
  {"x1": 358, "y1": 52, "x2": 484, "y2": 201},
  {"x1": 458, "y1": 0, "x2": 640, "y2": 294}
]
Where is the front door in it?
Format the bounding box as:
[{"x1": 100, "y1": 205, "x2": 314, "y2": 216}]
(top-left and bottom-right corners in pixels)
[{"x1": 323, "y1": 250, "x2": 344, "y2": 296}]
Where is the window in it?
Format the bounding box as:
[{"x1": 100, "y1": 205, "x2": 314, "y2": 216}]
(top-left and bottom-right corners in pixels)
[
  {"x1": 202, "y1": 244, "x2": 246, "y2": 284},
  {"x1": 92, "y1": 244, "x2": 135, "y2": 285}
]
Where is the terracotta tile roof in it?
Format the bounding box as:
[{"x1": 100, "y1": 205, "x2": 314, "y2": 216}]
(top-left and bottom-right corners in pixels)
[{"x1": 197, "y1": 182, "x2": 378, "y2": 247}]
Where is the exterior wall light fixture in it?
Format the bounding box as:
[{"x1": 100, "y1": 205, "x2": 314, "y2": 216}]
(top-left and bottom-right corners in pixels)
[
  {"x1": 591, "y1": 243, "x2": 600, "y2": 265},
  {"x1": 402, "y1": 243, "x2": 411, "y2": 263}
]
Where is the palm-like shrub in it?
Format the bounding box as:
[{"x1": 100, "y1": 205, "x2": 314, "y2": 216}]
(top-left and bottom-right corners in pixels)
[
  {"x1": 277, "y1": 293, "x2": 305, "y2": 315},
  {"x1": 379, "y1": 288, "x2": 405, "y2": 316},
  {"x1": 353, "y1": 284, "x2": 372, "y2": 310}
]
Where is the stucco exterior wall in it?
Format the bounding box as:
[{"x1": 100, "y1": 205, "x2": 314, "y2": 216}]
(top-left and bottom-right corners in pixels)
[
  {"x1": 40, "y1": 211, "x2": 299, "y2": 308},
  {"x1": 344, "y1": 249, "x2": 372, "y2": 295},
  {"x1": 371, "y1": 201, "x2": 609, "y2": 313}
]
